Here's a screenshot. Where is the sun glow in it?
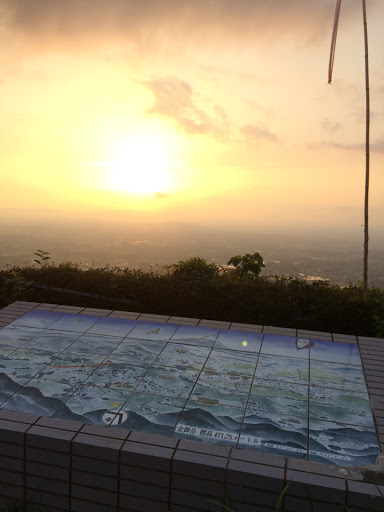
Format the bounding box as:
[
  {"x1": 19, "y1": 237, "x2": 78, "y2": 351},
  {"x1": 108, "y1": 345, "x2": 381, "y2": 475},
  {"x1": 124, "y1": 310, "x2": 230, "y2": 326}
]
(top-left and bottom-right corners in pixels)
[{"x1": 105, "y1": 133, "x2": 172, "y2": 196}]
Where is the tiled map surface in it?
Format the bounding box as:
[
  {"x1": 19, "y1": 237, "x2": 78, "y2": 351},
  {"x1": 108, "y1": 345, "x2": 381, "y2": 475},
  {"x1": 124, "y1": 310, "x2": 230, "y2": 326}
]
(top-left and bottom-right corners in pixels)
[{"x1": 0, "y1": 310, "x2": 379, "y2": 466}]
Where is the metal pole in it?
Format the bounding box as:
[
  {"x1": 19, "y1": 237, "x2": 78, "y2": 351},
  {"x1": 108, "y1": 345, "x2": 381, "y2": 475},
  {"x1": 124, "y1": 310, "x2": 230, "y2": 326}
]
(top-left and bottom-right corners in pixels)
[{"x1": 362, "y1": 0, "x2": 370, "y2": 302}]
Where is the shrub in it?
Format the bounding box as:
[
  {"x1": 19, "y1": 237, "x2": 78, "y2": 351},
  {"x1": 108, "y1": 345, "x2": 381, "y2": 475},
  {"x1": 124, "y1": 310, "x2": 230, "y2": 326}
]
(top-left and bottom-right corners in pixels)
[
  {"x1": 1, "y1": 257, "x2": 383, "y2": 337},
  {"x1": 167, "y1": 257, "x2": 219, "y2": 281}
]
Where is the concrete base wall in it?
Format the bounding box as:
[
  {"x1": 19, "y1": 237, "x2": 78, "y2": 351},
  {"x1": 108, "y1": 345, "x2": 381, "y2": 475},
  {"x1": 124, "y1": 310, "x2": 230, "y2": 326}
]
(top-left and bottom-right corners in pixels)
[
  {"x1": 1, "y1": 301, "x2": 384, "y2": 512},
  {"x1": 0, "y1": 409, "x2": 383, "y2": 512}
]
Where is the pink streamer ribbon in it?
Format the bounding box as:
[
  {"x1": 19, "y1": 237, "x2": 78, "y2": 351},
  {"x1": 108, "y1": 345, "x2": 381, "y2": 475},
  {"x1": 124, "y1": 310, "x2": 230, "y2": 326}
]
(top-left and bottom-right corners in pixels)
[{"x1": 328, "y1": 0, "x2": 342, "y2": 84}]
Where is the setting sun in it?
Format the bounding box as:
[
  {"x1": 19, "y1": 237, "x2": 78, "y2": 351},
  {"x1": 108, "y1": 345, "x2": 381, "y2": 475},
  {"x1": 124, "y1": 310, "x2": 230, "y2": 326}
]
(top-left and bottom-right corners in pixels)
[{"x1": 105, "y1": 134, "x2": 172, "y2": 196}]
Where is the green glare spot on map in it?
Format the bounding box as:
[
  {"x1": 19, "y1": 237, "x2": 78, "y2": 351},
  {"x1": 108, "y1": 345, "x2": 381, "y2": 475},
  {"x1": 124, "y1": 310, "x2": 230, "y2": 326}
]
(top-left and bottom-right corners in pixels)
[{"x1": 242, "y1": 341, "x2": 248, "y2": 346}]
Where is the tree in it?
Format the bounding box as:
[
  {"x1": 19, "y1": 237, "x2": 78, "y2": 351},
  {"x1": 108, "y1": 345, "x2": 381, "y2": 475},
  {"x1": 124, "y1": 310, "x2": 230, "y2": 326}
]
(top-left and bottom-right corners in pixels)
[
  {"x1": 227, "y1": 252, "x2": 265, "y2": 278},
  {"x1": 169, "y1": 257, "x2": 218, "y2": 280}
]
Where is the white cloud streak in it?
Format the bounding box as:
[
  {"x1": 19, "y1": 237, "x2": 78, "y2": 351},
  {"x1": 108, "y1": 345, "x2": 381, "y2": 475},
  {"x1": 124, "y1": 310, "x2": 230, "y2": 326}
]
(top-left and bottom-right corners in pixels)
[{"x1": 241, "y1": 124, "x2": 279, "y2": 143}]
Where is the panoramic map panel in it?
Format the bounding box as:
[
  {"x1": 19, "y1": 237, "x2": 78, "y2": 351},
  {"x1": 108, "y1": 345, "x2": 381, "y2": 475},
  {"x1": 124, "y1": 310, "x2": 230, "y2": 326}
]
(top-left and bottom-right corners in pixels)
[
  {"x1": 2, "y1": 377, "x2": 81, "y2": 416},
  {"x1": 111, "y1": 392, "x2": 186, "y2": 435},
  {"x1": 63, "y1": 333, "x2": 124, "y2": 359},
  {"x1": 127, "y1": 322, "x2": 179, "y2": 342},
  {"x1": 255, "y1": 354, "x2": 309, "y2": 384},
  {"x1": 87, "y1": 317, "x2": 138, "y2": 337},
  {"x1": 26, "y1": 330, "x2": 82, "y2": 353},
  {"x1": 34, "y1": 365, "x2": 92, "y2": 388},
  {"x1": 135, "y1": 365, "x2": 199, "y2": 398},
  {"x1": 309, "y1": 386, "x2": 374, "y2": 427},
  {"x1": 107, "y1": 339, "x2": 166, "y2": 366},
  {"x1": 249, "y1": 379, "x2": 309, "y2": 417},
  {"x1": 10, "y1": 310, "x2": 64, "y2": 329},
  {"x1": 203, "y1": 349, "x2": 258, "y2": 376},
  {"x1": 309, "y1": 419, "x2": 379, "y2": 466},
  {"x1": 261, "y1": 335, "x2": 311, "y2": 360},
  {"x1": 0, "y1": 310, "x2": 380, "y2": 466},
  {"x1": 0, "y1": 326, "x2": 44, "y2": 358},
  {"x1": 310, "y1": 360, "x2": 366, "y2": 392},
  {"x1": 3, "y1": 346, "x2": 62, "y2": 366},
  {"x1": 0, "y1": 356, "x2": 48, "y2": 389},
  {"x1": 170, "y1": 325, "x2": 219, "y2": 347},
  {"x1": 239, "y1": 409, "x2": 308, "y2": 459},
  {"x1": 309, "y1": 339, "x2": 362, "y2": 366},
  {"x1": 0, "y1": 371, "x2": 36, "y2": 402},
  {"x1": 84, "y1": 362, "x2": 148, "y2": 391},
  {"x1": 190, "y1": 371, "x2": 252, "y2": 408},
  {"x1": 173, "y1": 399, "x2": 244, "y2": 447},
  {"x1": 47, "y1": 314, "x2": 101, "y2": 333},
  {"x1": 214, "y1": 330, "x2": 263, "y2": 353},
  {"x1": 53, "y1": 384, "x2": 132, "y2": 426},
  {"x1": 48, "y1": 351, "x2": 107, "y2": 370},
  {"x1": 153, "y1": 343, "x2": 211, "y2": 371}
]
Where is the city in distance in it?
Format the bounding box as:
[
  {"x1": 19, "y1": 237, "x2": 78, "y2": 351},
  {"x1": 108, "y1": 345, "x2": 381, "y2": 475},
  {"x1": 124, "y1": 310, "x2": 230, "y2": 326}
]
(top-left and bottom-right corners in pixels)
[{"x1": 1, "y1": 209, "x2": 383, "y2": 289}]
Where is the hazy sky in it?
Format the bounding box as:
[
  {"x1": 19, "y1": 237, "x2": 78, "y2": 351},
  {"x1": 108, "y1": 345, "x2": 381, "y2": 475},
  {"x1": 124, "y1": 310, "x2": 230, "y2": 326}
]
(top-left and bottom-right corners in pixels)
[{"x1": 1, "y1": 0, "x2": 383, "y2": 230}]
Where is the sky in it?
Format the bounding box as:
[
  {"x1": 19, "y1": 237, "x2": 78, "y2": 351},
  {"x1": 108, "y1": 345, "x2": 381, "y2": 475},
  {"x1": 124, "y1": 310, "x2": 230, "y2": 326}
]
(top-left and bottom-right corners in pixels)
[{"x1": 1, "y1": 0, "x2": 383, "y2": 231}]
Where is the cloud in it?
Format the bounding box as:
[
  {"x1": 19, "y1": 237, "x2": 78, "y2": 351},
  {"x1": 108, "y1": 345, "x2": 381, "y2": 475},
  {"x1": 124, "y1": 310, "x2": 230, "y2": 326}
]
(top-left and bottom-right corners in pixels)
[
  {"x1": 0, "y1": 0, "x2": 368, "y2": 51},
  {"x1": 309, "y1": 139, "x2": 384, "y2": 153},
  {"x1": 241, "y1": 124, "x2": 279, "y2": 143},
  {"x1": 244, "y1": 98, "x2": 274, "y2": 117},
  {"x1": 155, "y1": 192, "x2": 168, "y2": 199},
  {"x1": 322, "y1": 118, "x2": 341, "y2": 133},
  {"x1": 143, "y1": 77, "x2": 228, "y2": 139}
]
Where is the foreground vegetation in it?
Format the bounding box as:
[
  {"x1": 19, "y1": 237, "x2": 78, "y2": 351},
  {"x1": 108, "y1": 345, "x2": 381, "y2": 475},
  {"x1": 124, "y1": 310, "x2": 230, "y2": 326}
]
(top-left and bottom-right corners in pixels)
[{"x1": 1, "y1": 254, "x2": 383, "y2": 337}]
